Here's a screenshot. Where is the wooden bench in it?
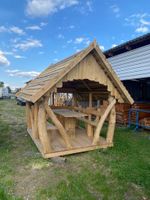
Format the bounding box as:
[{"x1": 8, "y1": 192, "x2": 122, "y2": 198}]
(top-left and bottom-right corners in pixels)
[{"x1": 47, "y1": 123, "x2": 58, "y2": 131}]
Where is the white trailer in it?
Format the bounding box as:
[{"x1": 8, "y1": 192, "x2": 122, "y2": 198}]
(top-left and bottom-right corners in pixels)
[{"x1": 0, "y1": 88, "x2": 3, "y2": 98}]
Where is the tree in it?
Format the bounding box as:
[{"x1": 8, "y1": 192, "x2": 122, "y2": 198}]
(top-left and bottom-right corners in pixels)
[
  {"x1": 0, "y1": 82, "x2": 4, "y2": 88},
  {"x1": 6, "y1": 86, "x2": 11, "y2": 93}
]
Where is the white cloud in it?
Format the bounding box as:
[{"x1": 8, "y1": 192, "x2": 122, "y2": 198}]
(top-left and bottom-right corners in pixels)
[
  {"x1": 0, "y1": 26, "x2": 9, "y2": 33},
  {"x1": 125, "y1": 13, "x2": 150, "y2": 34},
  {"x1": 54, "y1": 58, "x2": 59, "y2": 62},
  {"x1": 38, "y1": 51, "x2": 44, "y2": 54},
  {"x1": 112, "y1": 44, "x2": 117, "y2": 48},
  {"x1": 54, "y1": 50, "x2": 58, "y2": 54},
  {"x1": 26, "y1": 25, "x2": 41, "y2": 30},
  {"x1": 40, "y1": 22, "x2": 48, "y2": 26},
  {"x1": 75, "y1": 37, "x2": 84, "y2": 44},
  {"x1": 26, "y1": 0, "x2": 79, "y2": 17},
  {"x1": 58, "y1": 34, "x2": 64, "y2": 39},
  {"x1": 0, "y1": 25, "x2": 25, "y2": 35},
  {"x1": 67, "y1": 39, "x2": 73, "y2": 44},
  {"x1": 10, "y1": 26, "x2": 25, "y2": 35},
  {"x1": 99, "y1": 45, "x2": 105, "y2": 51},
  {"x1": 140, "y1": 19, "x2": 150, "y2": 26},
  {"x1": 14, "y1": 39, "x2": 42, "y2": 51},
  {"x1": 0, "y1": 51, "x2": 10, "y2": 66},
  {"x1": 86, "y1": 1, "x2": 93, "y2": 12},
  {"x1": 78, "y1": 0, "x2": 93, "y2": 14},
  {"x1": 6, "y1": 69, "x2": 40, "y2": 78},
  {"x1": 14, "y1": 55, "x2": 26, "y2": 59},
  {"x1": 74, "y1": 37, "x2": 90, "y2": 46},
  {"x1": 76, "y1": 49, "x2": 80, "y2": 52},
  {"x1": 2, "y1": 51, "x2": 13, "y2": 55},
  {"x1": 135, "y1": 26, "x2": 149, "y2": 33},
  {"x1": 69, "y1": 25, "x2": 75, "y2": 29},
  {"x1": 110, "y1": 4, "x2": 120, "y2": 18}
]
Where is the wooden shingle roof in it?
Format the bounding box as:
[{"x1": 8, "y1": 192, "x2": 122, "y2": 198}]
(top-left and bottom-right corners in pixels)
[{"x1": 17, "y1": 40, "x2": 134, "y2": 104}]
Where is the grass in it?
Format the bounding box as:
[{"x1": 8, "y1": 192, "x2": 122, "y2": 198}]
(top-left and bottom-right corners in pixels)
[{"x1": 0, "y1": 99, "x2": 150, "y2": 200}]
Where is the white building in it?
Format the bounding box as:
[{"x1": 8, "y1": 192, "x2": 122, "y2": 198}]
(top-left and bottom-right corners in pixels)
[
  {"x1": 105, "y1": 33, "x2": 150, "y2": 102},
  {"x1": 0, "y1": 87, "x2": 10, "y2": 99}
]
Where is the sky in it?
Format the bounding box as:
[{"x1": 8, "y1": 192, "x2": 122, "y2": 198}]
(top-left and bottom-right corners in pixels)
[{"x1": 0, "y1": 0, "x2": 150, "y2": 89}]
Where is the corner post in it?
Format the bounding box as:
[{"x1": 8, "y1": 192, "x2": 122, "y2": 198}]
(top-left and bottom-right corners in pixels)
[
  {"x1": 87, "y1": 92, "x2": 94, "y2": 138},
  {"x1": 106, "y1": 100, "x2": 116, "y2": 144}
]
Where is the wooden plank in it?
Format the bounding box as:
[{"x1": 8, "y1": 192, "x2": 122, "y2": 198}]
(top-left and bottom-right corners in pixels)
[
  {"x1": 92, "y1": 97, "x2": 116, "y2": 145},
  {"x1": 31, "y1": 43, "x2": 95, "y2": 103},
  {"x1": 33, "y1": 102, "x2": 39, "y2": 139},
  {"x1": 87, "y1": 93, "x2": 94, "y2": 137},
  {"x1": 38, "y1": 103, "x2": 52, "y2": 153},
  {"x1": 28, "y1": 126, "x2": 113, "y2": 158},
  {"x1": 27, "y1": 128, "x2": 45, "y2": 157},
  {"x1": 53, "y1": 109, "x2": 87, "y2": 118},
  {"x1": 44, "y1": 142, "x2": 113, "y2": 158},
  {"x1": 106, "y1": 104, "x2": 116, "y2": 143},
  {"x1": 26, "y1": 102, "x2": 31, "y2": 129},
  {"x1": 74, "y1": 107, "x2": 102, "y2": 117}
]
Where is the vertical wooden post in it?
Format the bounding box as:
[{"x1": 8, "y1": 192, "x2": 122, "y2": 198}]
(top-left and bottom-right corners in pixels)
[
  {"x1": 72, "y1": 93, "x2": 77, "y2": 107},
  {"x1": 38, "y1": 103, "x2": 52, "y2": 154},
  {"x1": 33, "y1": 102, "x2": 39, "y2": 139},
  {"x1": 30, "y1": 105, "x2": 38, "y2": 139},
  {"x1": 52, "y1": 92, "x2": 55, "y2": 105},
  {"x1": 26, "y1": 102, "x2": 31, "y2": 129},
  {"x1": 87, "y1": 93, "x2": 94, "y2": 138},
  {"x1": 106, "y1": 104, "x2": 116, "y2": 143}
]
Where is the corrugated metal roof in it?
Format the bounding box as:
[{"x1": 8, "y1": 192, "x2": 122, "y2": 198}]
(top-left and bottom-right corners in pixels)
[
  {"x1": 105, "y1": 33, "x2": 150, "y2": 58},
  {"x1": 108, "y1": 44, "x2": 150, "y2": 80}
]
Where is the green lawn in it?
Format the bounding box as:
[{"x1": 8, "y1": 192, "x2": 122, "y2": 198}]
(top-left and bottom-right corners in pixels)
[{"x1": 0, "y1": 100, "x2": 150, "y2": 200}]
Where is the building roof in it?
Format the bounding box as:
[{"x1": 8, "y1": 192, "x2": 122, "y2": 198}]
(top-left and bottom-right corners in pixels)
[
  {"x1": 104, "y1": 33, "x2": 150, "y2": 58},
  {"x1": 17, "y1": 40, "x2": 133, "y2": 104}
]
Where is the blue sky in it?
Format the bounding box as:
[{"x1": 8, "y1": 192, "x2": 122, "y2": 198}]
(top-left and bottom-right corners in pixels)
[{"x1": 0, "y1": 0, "x2": 149, "y2": 89}]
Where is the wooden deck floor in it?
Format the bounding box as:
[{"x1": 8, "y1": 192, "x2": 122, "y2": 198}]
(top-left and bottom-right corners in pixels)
[{"x1": 27, "y1": 128, "x2": 113, "y2": 158}]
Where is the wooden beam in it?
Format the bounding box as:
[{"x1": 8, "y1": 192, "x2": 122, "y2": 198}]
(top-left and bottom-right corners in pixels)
[
  {"x1": 74, "y1": 106, "x2": 102, "y2": 117},
  {"x1": 82, "y1": 80, "x2": 91, "y2": 91},
  {"x1": 106, "y1": 104, "x2": 116, "y2": 143},
  {"x1": 38, "y1": 103, "x2": 52, "y2": 153},
  {"x1": 26, "y1": 102, "x2": 31, "y2": 129},
  {"x1": 33, "y1": 102, "x2": 39, "y2": 139},
  {"x1": 31, "y1": 42, "x2": 96, "y2": 103},
  {"x1": 87, "y1": 93, "x2": 94, "y2": 138},
  {"x1": 72, "y1": 93, "x2": 77, "y2": 107},
  {"x1": 44, "y1": 102, "x2": 72, "y2": 149},
  {"x1": 92, "y1": 97, "x2": 116, "y2": 145},
  {"x1": 29, "y1": 105, "x2": 37, "y2": 139}
]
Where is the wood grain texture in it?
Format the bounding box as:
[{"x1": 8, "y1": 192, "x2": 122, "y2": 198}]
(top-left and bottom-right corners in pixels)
[
  {"x1": 17, "y1": 40, "x2": 133, "y2": 105},
  {"x1": 38, "y1": 103, "x2": 52, "y2": 153},
  {"x1": 92, "y1": 97, "x2": 116, "y2": 145},
  {"x1": 45, "y1": 103, "x2": 72, "y2": 149}
]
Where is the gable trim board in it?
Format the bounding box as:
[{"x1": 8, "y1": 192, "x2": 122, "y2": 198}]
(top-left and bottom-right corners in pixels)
[{"x1": 17, "y1": 40, "x2": 133, "y2": 105}]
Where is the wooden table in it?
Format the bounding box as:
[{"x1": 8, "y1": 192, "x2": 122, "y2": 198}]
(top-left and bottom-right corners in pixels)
[{"x1": 53, "y1": 109, "x2": 87, "y2": 137}]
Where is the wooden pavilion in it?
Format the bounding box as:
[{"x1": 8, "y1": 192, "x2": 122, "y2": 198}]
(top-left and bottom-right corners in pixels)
[{"x1": 17, "y1": 40, "x2": 133, "y2": 158}]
